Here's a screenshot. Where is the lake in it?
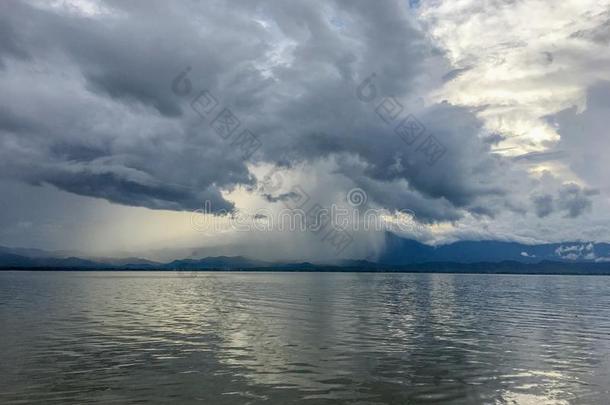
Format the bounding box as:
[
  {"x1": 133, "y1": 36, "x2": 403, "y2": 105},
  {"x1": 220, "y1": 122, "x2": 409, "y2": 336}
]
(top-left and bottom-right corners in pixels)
[{"x1": 1, "y1": 271, "x2": 609, "y2": 404}]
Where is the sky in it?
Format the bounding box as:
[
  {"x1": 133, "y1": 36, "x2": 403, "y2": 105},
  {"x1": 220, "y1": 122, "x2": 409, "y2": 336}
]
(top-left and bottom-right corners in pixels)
[{"x1": 1, "y1": 0, "x2": 609, "y2": 261}]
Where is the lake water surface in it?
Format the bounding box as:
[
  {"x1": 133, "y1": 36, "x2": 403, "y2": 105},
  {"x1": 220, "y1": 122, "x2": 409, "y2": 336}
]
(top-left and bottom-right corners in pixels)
[{"x1": 1, "y1": 271, "x2": 610, "y2": 404}]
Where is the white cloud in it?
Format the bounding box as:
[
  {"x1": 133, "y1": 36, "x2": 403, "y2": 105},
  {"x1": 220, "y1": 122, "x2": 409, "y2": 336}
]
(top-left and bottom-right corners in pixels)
[{"x1": 421, "y1": 0, "x2": 610, "y2": 156}]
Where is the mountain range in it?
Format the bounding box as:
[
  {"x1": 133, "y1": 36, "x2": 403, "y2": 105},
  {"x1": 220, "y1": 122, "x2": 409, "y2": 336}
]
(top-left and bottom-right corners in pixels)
[
  {"x1": 2, "y1": 233, "x2": 610, "y2": 274},
  {"x1": 378, "y1": 233, "x2": 610, "y2": 264}
]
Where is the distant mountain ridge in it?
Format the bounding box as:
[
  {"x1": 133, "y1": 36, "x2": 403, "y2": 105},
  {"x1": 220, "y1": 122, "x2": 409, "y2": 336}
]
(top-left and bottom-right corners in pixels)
[
  {"x1": 379, "y1": 233, "x2": 610, "y2": 265},
  {"x1": 0, "y1": 253, "x2": 102, "y2": 268},
  {"x1": 0, "y1": 251, "x2": 318, "y2": 270},
  {"x1": 2, "y1": 234, "x2": 610, "y2": 272},
  {"x1": 165, "y1": 256, "x2": 272, "y2": 269}
]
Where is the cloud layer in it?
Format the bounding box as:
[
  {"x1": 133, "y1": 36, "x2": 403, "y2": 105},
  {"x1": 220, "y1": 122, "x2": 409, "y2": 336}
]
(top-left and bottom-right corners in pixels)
[{"x1": 0, "y1": 0, "x2": 609, "y2": 257}]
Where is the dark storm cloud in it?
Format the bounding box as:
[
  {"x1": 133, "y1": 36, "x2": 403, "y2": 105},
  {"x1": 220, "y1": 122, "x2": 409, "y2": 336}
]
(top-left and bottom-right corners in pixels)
[
  {"x1": 482, "y1": 133, "x2": 506, "y2": 146},
  {"x1": 0, "y1": 106, "x2": 39, "y2": 134},
  {"x1": 557, "y1": 183, "x2": 597, "y2": 218},
  {"x1": 0, "y1": 0, "x2": 537, "y2": 221},
  {"x1": 0, "y1": 0, "x2": 262, "y2": 212},
  {"x1": 530, "y1": 182, "x2": 597, "y2": 219},
  {"x1": 442, "y1": 67, "x2": 471, "y2": 83},
  {"x1": 550, "y1": 81, "x2": 610, "y2": 194},
  {"x1": 531, "y1": 194, "x2": 554, "y2": 218},
  {"x1": 512, "y1": 150, "x2": 569, "y2": 163},
  {"x1": 570, "y1": 14, "x2": 610, "y2": 44},
  {"x1": 0, "y1": 3, "x2": 30, "y2": 69}
]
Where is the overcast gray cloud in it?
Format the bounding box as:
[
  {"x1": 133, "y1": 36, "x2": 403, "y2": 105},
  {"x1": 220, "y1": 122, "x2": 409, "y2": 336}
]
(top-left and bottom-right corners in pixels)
[{"x1": 0, "y1": 0, "x2": 608, "y2": 257}]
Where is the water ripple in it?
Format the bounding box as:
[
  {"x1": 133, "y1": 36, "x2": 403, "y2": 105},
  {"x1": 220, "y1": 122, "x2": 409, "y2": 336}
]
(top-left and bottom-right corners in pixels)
[{"x1": 1, "y1": 272, "x2": 610, "y2": 404}]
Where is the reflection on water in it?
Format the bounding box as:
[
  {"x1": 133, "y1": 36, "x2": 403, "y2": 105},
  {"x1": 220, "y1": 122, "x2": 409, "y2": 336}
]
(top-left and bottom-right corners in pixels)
[{"x1": 1, "y1": 272, "x2": 610, "y2": 404}]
